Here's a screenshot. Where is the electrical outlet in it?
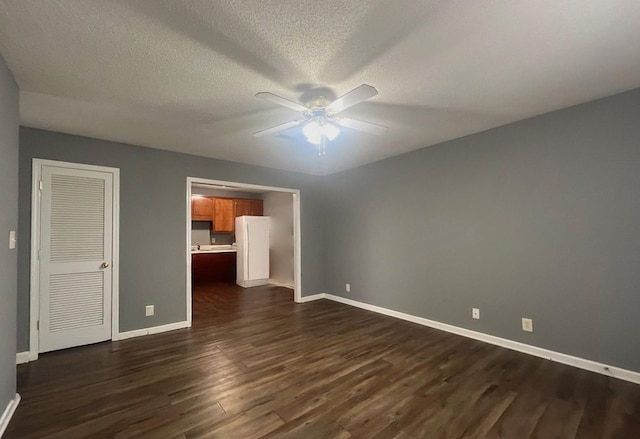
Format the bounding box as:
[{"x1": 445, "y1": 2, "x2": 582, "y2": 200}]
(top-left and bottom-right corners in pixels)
[
  {"x1": 145, "y1": 305, "x2": 154, "y2": 317},
  {"x1": 472, "y1": 308, "x2": 480, "y2": 319},
  {"x1": 211, "y1": 237, "x2": 216, "y2": 244},
  {"x1": 9, "y1": 231, "x2": 16, "y2": 249},
  {"x1": 345, "y1": 283, "x2": 351, "y2": 292},
  {"x1": 522, "y1": 318, "x2": 533, "y2": 332}
]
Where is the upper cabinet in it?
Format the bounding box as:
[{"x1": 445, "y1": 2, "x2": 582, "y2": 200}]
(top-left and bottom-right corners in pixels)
[
  {"x1": 192, "y1": 195, "x2": 263, "y2": 233},
  {"x1": 213, "y1": 198, "x2": 234, "y2": 233},
  {"x1": 250, "y1": 199, "x2": 264, "y2": 216},
  {"x1": 234, "y1": 199, "x2": 251, "y2": 218},
  {"x1": 234, "y1": 199, "x2": 263, "y2": 218},
  {"x1": 191, "y1": 196, "x2": 213, "y2": 221}
]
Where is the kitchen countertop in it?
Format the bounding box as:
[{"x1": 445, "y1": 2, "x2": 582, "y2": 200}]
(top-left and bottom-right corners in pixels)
[{"x1": 191, "y1": 245, "x2": 237, "y2": 254}]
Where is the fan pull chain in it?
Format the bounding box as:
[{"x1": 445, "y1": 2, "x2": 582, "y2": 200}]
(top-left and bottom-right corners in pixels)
[{"x1": 318, "y1": 137, "x2": 327, "y2": 156}]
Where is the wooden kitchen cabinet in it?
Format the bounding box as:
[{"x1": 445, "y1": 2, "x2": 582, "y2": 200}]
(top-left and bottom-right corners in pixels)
[
  {"x1": 194, "y1": 197, "x2": 264, "y2": 234},
  {"x1": 250, "y1": 199, "x2": 263, "y2": 216},
  {"x1": 213, "y1": 198, "x2": 234, "y2": 232},
  {"x1": 192, "y1": 252, "x2": 236, "y2": 284},
  {"x1": 193, "y1": 196, "x2": 263, "y2": 233},
  {"x1": 234, "y1": 199, "x2": 251, "y2": 218},
  {"x1": 234, "y1": 198, "x2": 263, "y2": 218},
  {"x1": 191, "y1": 196, "x2": 213, "y2": 221}
]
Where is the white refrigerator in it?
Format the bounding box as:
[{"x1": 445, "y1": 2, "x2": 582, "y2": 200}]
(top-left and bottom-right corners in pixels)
[{"x1": 235, "y1": 216, "x2": 270, "y2": 288}]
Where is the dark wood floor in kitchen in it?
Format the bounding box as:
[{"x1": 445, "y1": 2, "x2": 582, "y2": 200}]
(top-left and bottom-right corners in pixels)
[{"x1": 7, "y1": 283, "x2": 640, "y2": 439}]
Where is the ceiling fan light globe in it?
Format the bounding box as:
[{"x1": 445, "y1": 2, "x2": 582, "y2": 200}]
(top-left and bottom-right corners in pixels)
[
  {"x1": 323, "y1": 123, "x2": 340, "y2": 141},
  {"x1": 303, "y1": 120, "x2": 321, "y2": 139},
  {"x1": 307, "y1": 133, "x2": 322, "y2": 145}
]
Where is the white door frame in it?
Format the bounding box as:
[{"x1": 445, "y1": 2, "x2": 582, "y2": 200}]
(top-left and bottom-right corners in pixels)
[
  {"x1": 29, "y1": 159, "x2": 120, "y2": 360},
  {"x1": 186, "y1": 177, "x2": 302, "y2": 324}
]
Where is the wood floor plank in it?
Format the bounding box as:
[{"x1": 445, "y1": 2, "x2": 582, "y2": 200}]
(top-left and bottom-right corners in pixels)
[
  {"x1": 531, "y1": 398, "x2": 585, "y2": 439},
  {"x1": 5, "y1": 282, "x2": 640, "y2": 438}
]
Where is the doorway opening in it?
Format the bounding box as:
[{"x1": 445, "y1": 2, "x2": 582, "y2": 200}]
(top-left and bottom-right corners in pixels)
[{"x1": 185, "y1": 177, "x2": 302, "y2": 326}]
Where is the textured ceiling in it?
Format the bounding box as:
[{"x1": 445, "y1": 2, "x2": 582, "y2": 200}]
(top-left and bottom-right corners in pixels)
[{"x1": 0, "y1": 1, "x2": 639, "y2": 175}]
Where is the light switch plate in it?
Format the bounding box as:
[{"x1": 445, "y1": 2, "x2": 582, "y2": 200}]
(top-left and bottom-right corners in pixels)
[{"x1": 9, "y1": 231, "x2": 16, "y2": 249}]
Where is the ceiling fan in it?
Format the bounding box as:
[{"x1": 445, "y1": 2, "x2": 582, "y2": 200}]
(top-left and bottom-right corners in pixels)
[{"x1": 253, "y1": 84, "x2": 388, "y2": 155}]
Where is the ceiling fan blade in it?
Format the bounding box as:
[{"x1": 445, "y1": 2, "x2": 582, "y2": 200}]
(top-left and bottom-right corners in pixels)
[
  {"x1": 255, "y1": 92, "x2": 308, "y2": 113},
  {"x1": 252, "y1": 120, "x2": 303, "y2": 137},
  {"x1": 337, "y1": 117, "x2": 388, "y2": 136},
  {"x1": 327, "y1": 84, "x2": 379, "y2": 114}
]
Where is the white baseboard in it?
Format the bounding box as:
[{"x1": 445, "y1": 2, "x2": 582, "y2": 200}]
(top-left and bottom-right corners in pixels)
[
  {"x1": 322, "y1": 294, "x2": 640, "y2": 385},
  {"x1": 268, "y1": 280, "x2": 295, "y2": 290},
  {"x1": 0, "y1": 393, "x2": 20, "y2": 437},
  {"x1": 17, "y1": 322, "x2": 192, "y2": 361},
  {"x1": 16, "y1": 351, "x2": 38, "y2": 365},
  {"x1": 297, "y1": 293, "x2": 325, "y2": 303},
  {"x1": 237, "y1": 278, "x2": 269, "y2": 288},
  {"x1": 114, "y1": 321, "x2": 190, "y2": 341}
]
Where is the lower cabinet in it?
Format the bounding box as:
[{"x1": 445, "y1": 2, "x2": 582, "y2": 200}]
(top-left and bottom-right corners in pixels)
[{"x1": 192, "y1": 252, "x2": 237, "y2": 284}]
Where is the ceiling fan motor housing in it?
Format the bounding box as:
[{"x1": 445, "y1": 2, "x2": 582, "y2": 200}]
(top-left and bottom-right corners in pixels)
[{"x1": 303, "y1": 96, "x2": 335, "y2": 121}]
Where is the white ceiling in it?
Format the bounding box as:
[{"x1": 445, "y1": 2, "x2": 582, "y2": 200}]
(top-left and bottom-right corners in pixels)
[{"x1": 0, "y1": 1, "x2": 639, "y2": 175}]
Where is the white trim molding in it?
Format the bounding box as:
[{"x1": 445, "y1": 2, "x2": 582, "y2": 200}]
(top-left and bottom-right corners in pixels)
[
  {"x1": 297, "y1": 293, "x2": 325, "y2": 303},
  {"x1": 268, "y1": 280, "x2": 295, "y2": 290},
  {"x1": 0, "y1": 393, "x2": 20, "y2": 437},
  {"x1": 320, "y1": 294, "x2": 640, "y2": 385},
  {"x1": 114, "y1": 321, "x2": 190, "y2": 341},
  {"x1": 16, "y1": 351, "x2": 37, "y2": 365}
]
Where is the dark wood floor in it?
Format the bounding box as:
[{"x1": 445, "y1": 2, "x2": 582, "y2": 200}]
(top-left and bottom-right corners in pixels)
[{"x1": 7, "y1": 283, "x2": 640, "y2": 438}]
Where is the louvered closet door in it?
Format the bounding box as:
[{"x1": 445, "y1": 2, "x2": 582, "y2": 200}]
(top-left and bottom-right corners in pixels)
[{"x1": 39, "y1": 165, "x2": 113, "y2": 353}]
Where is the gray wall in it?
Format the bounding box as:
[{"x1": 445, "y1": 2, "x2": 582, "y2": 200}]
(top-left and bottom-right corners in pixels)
[
  {"x1": 18, "y1": 128, "x2": 325, "y2": 351},
  {"x1": 323, "y1": 88, "x2": 640, "y2": 372},
  {"x1": 0, "y1": 55, "x2": 19, "y2": 410}
]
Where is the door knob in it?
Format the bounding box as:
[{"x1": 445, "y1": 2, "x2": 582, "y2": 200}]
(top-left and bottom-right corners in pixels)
[{"x1": 100, "y1": 262, "x2": 110, "y2": 269}]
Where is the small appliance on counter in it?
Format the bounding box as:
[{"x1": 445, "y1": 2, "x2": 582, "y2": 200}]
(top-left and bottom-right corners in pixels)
[{"x1": 235, "y1": 216, "x2": 270, "y2": 288}]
